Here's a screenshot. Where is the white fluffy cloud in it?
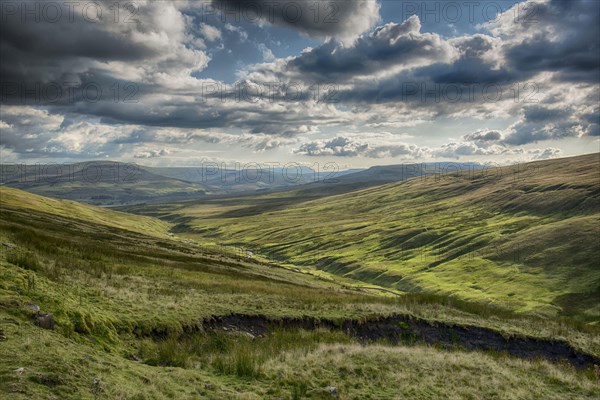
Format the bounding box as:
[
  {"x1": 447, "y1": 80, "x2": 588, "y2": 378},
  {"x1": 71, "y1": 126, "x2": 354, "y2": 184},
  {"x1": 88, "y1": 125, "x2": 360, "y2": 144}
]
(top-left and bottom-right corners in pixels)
[
  {"x1": 294, "y1": 133, "x2": 427, "y2": 159},
  {"x1": 257, "y1": 43, "x2": 276, "y2": 62},
  {"x1": 294, "y1": 131, "x2": 564, "y2": 162},
  {"x1": 200, "y1": 24, "x2": 222, "y2": 42},
  {"x1": 0, "y1": 106, "x2": 137, "y2": 157},
  {"x1": 224, "y1": 23, "x2": 248, "y2": 41},
  {"x1": 134, "y1": 148, "x2": 171, "y2": 159}
]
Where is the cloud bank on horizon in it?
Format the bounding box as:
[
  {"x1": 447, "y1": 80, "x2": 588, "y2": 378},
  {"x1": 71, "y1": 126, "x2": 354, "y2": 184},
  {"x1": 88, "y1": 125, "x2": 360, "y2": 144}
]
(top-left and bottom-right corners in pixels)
[{"x1": 0, "y1": 0, "x2": 598, "y2": 166}]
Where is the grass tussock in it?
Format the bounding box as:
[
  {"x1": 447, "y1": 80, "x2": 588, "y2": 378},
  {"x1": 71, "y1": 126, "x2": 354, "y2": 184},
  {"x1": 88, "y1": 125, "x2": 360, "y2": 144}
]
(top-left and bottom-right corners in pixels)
[{"x1": 138, "y1": 328, "x2": 354, "y2": 379}]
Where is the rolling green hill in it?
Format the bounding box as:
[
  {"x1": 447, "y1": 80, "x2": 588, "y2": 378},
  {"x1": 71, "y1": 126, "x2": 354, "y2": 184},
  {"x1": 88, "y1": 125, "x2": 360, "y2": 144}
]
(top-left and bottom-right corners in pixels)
[
  {"x1": 134, "y1": 162, "x2": 482, "y2": 219},
  {"x1": 1, "y1": 161, "x2": 479, "y2": 207},
  {"x1": 0, "y1": 161, "x2": 210, "y2": 205},
  {"x1": 146, "y1": 165, "x2": 363, "y2": 194},
  {"x1": 0, "y1": 186, "x2": 171, "y2": 237},
  {"x1": 129, "y1": 153, "x2": 600, "y2": 321},
  {"x1": 1, "y1": 187, "x2": 600, "y2": 398},
  {"x1": 1, "y1": 162, "x2": 363, "y2": 206}
]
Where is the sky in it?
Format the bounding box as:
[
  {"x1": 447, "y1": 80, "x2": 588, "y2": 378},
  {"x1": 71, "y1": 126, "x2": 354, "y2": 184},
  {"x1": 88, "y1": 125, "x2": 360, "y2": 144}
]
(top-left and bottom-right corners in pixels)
[{"x1": 0, "y1": 0, "x2": 599, "y2": 168}]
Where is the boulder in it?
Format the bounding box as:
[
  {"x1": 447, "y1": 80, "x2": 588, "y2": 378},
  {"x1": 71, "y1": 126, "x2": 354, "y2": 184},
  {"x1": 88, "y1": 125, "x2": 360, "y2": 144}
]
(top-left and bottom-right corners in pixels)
[
  {"x1": 325, "y1": 386, "x2": 338, "y2": 395},
  {"x1": 37, "y1": 314, "x2": 55, "y2": 330}
]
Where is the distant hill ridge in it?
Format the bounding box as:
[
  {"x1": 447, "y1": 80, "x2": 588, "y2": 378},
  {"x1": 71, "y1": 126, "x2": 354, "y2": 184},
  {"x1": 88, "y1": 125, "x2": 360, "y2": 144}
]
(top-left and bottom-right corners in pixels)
[{"x1": 1, "y1": 160, "x2": 483, "y2": 205}]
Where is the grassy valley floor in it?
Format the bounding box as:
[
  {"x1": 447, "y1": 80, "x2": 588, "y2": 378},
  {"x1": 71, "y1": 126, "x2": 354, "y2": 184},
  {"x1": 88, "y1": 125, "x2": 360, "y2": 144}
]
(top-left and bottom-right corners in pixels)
[
  {"x1": 124, "y1": 154, "x2": 600, "y2": 322},
  {"x1": 1, "y1": 184, "x2": 600, "y2": 398}
]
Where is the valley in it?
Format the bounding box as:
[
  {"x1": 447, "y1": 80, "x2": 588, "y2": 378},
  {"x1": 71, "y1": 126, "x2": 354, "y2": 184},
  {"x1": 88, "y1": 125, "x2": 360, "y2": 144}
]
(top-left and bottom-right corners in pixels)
[
  {"x1": 1, "y1": 154, "x2": 599, "y2": 399},
  {"x1": 123, "y1": 154, "x2": 600, "y2": 321}
]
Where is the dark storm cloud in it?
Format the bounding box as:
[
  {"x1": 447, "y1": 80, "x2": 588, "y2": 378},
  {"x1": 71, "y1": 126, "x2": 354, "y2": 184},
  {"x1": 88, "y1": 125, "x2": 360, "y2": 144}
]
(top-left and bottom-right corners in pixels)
[
  {"x1": 501, "y1": 104, "x2": 598, "y2": 146},
  {"x1": 0, "y1": 1, "x2": 334, "y2": 138},
  {"x1": 521, "y1": 106, "x2": 571, "y2": 123},
  {"x1": 0, "y1": 1, "x2": 209, "y2": 99},
  {"x1": 423, "y1": 35, "x2": 518, "y2": 85},
  {"x1": 248, "y1": 0, "x2": 598, "y2": 147},
  {"x1": 463, "y1": 130, "x2": 503, "y2": 143},
  {"x1": 286, "y1": 15, "x2": 454, "y2": 82},
  {"x1": 258, "y1": 0, "x2": 598, "y2": 101},
  {"x1": 582, "y1": 112, "x2": 600, "y2": 137},
  {"x1": 0, "y1": 0, "x2": 161, "y2": 85},
  {"x1": 211, "y1": 0, "x2": 380, "y2": 41},
  {"x1": 0, "y1": 0, "x2": 598, "y2": 158},
  {"x1": 251, "y1": 21, "x2": 520, "y2": 109},
  {"x1": 0, "y1": 13, "x2": 156, "y2": 61},
  {"x1": 490, "y1": 0, "x2": 600, "y2": 83},
  {"x1": 506, "y1": 39, "x2": 599, "y2": 83}
]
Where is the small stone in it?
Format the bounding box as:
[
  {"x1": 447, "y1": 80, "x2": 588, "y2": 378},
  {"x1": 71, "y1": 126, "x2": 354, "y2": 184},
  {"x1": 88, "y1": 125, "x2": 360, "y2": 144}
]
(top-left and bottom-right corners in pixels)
[
  {"x1": 15, "y1": 368, "x2": 25, "y2": 375},
  {"x1": 91, "y1": 377, "x2": 104, "y2": 394},
  {"x1": 27, "y1": 304, "x2": 40, "y2": 313},
  {"x1": 204, "y1": 383, "x2": 215, "y2": 390},
  {"x1": 36, "y1": 314, "x2": 55, "y2": 330},
  {"x1": 1, "y1": 242, "x2": 17, "y2": 248},
  {"x1": 325, "y1": 386, "x2": 337, "y2": 395}
]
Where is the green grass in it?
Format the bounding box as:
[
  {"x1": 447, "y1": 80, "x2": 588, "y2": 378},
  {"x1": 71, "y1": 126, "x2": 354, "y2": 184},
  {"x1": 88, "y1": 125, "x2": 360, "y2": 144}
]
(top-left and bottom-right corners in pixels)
[
  {"x1": 2, "y1": 321, "x2": 599, "y2": 399},
  {"x1": 127, "y1": 154, "x2": 600, "y2": 321},
  {"x1": 0, "y1": 187, "x2": 171, "y2": 237},
  {"x1": 1, "y1": 196, "x2": 599, "y2": 356},
  {"x1": 2, "y1": 169, "x2": 600, "y2": 399},
  {"x1": 138, "y1": 328, "x2": 354, "y2": 377}
]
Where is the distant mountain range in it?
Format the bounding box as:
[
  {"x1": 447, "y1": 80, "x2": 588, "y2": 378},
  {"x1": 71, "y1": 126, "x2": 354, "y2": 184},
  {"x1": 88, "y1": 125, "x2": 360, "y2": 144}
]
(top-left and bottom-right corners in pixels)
[{"x1": 0, "y1": 160, "x2": 482, "y2": 206}]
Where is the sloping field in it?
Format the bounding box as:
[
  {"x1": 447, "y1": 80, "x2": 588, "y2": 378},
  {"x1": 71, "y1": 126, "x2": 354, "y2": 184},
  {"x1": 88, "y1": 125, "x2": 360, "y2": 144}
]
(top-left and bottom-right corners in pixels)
[{"x1": 135, "y1": 154, "x2": 600, "y2": 320}]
